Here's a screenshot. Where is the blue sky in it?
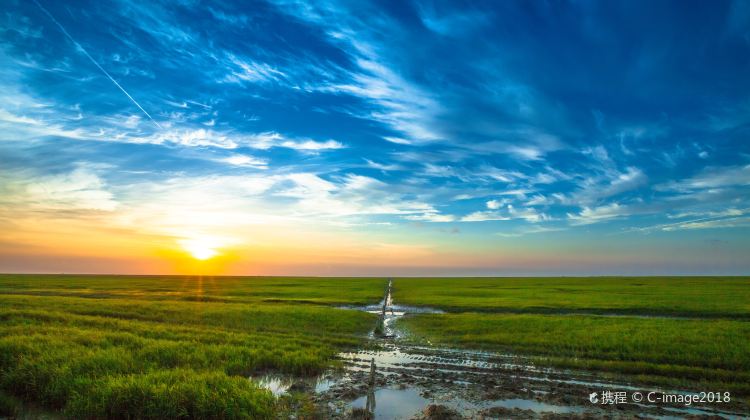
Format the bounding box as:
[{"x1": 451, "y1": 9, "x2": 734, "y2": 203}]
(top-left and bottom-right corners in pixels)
[{"x1": 1, "y1": 0, "x2": 749, "y2": 275}]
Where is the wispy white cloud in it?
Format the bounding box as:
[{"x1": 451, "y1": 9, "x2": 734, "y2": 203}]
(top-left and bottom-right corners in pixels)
[
  {"x1": 667, "y1": 208, "x2": 745, "y2": 220},
  {"x1": 478, "y1": 166, "x2": 525, "y2": 183},
  {"x1": 5, "y1": 164, "x2": 118, "y2": 212},
  {"x1": 0, "y1": 106, "x2": 345, "y2": 154},
  {"x1": 271, "y1": 172, "x2": 443, "y2": 221},
  {"x1": 280, "y1": 138, "x2": 344, "y2": 151},
  {"x1": 207, "y1": 7, "x2": 250, "y2": 26},
  {"x1": 382, "y1": 136, "x2": 412, "y2": 145},
  {"x1": 0, "y1": 108, "x2": 87, "y2": 140},
  {"x1": 629, "y1": 209, "x2": 750, "y2": 233},
  {"x1": 404, "y1": 212, "x2": 456, "y2": 223},
  {"x1": 2, "y1": 12, "x2": 43, "y2": 39},
  {"x1": 0, "y1": 109, "x2": 43, "y2": 125},
  {"x1": 496, "y1": 189, "x2": 532, "y2": 197},
  {"x1": 599, "y1": 167, "x2": 647, "y2": 197},
  {"x1": 661, "y1": 217, "x2": 750, "y2": 231},
  {"x1": 220, "y1": 154, "x2": 269, "y2": 169},
  {"x1": 221, "y1": 54, "x2": 287, "y2": 85},
  {"x1": 561, "y1": 145, "x2": 649, "y2": 206},
  {"x1": 417, "y1": 4, "x2": 490, "y2": 37},
  {"x1": 656, "y1": 164, "x2": 750, "y2": 192},
  {"x1": 320, "y1": 57, "x2": 443, "y2": 143},
  {"x1": 238, "y1": 132, "x2": 344, "y2": 152},
  {"x1": 486, "y1": 199, "x2": 503, "y2": 210},
  {"x1": 461, "y1": 130, "x2": 565, "y2": 161},
  {"x1": 568, "y1": 203, "x2": 630, "y2": 225},
  {"x1": 461, "y1": 211, "x2": 510, "y2": 222},
  {"x1": 462, "y1": 204, "x2": 549, "y2": 223},
  {"x1": 151, "y1": 129, "x2": 239, "y2": 149},
  {"x1": 364, "y1": 159, "x2": 403, "y2": 171},
  {"x1": 422, "y1": 163, "x2": 460, "y2": 178},
  {"x1": 496, "y1": 225, "x2": 565, "y2": 238},
  {"x1": 507, "y1": 204, "x2": 550, "y2": 223},
  {"x1": 271, "y1": 0, "x2": 444, "y2": 144}
]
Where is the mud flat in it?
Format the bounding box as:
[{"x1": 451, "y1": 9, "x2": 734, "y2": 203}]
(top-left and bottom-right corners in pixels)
[
  {"x1": 311, "y1": 341, "x2": 747, "y2": 419},
  {"x1": 263, "y1": 280, "x2": 749, "y2": 419}
]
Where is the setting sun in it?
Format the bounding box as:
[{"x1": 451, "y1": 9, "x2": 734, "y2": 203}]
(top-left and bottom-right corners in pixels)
[{"x1": 179, "y1": 238, "x2": 219, "y2": 260}]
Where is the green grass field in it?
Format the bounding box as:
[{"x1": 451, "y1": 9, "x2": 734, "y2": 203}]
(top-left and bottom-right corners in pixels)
[
  {"x1": 394, "y1": 276, "x2": 750, "y2": 317},
  {"x1": 395, "y1": 277, "x2": 750, "y2": 398},
  {"x1": 2, "y1": 275, "x2": 749, "y2": 417},
  {"x1": 0, "y1": 274, "x2": 385, "y2": 305},
  {"x1": 0, "y1": 275, "x2": 382, "y2": 418}
]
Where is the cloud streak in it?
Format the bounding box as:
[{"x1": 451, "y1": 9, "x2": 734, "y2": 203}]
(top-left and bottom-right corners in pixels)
[{"x1": 32, "y1": 0, "x2": 163, "y2": 129}]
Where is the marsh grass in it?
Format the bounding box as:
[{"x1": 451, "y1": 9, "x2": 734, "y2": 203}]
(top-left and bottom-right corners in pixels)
[
  {"x1": 396, "y1": 276, "x2": 750, "y2": 398},
  {"x1": 0, "y1": 275, "x2": 382, "y2": 418},
  {"x1": 394, "y1": 276, "x2": 750, "y2": 317},
  {"x1": 0, "y1": 274, "x2": 385, "y2": 306},
  {"x1": 5, "y1": 275, "x2": 748, "y2": 414}
]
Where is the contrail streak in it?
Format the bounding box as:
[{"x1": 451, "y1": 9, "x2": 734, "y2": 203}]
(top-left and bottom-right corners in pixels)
[{"x1": 32, "y1": 0, "x2": 162, "y2": 129}]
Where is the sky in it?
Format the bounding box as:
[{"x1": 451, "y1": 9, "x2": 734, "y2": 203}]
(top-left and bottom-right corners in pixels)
[{"x1": 0, "y1": 0, "x2": 749, "y2": 276}]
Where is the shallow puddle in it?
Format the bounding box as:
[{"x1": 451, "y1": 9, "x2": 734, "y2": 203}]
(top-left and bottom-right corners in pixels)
[
  {"x1": 346, "y1": 386, "x2": 590, "y2": 418},
  {"x1": 350, "y1": 387, "x2": 428, "y2": 419},
  {"x1": 252, "y1": 372, "x2": 339, "y2": 396}
]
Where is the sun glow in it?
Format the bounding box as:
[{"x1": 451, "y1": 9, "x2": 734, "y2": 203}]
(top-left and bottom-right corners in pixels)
[{"x1": 179, "y1": 238, "x2": 220, "y2": 260}]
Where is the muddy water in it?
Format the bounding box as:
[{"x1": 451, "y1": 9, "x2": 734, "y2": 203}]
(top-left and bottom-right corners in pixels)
[
  {"x1": 257, "y1": 279, "x2": 748, "y2": 419},
  {"x1": 338, "y1": 279, "x2": 443, "y2": 339}
]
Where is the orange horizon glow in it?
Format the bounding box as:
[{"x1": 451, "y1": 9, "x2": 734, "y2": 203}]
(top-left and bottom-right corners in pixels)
[{"x1": 1, "y1": 180, "x2": 748, "y2": 276}]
